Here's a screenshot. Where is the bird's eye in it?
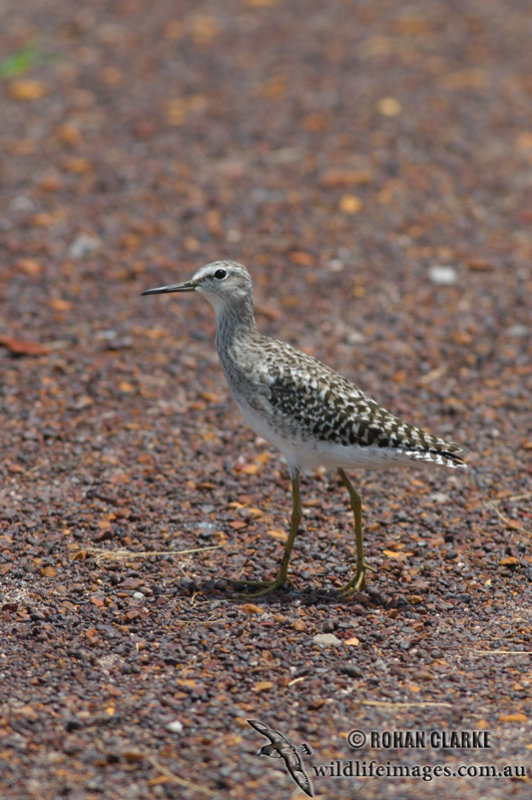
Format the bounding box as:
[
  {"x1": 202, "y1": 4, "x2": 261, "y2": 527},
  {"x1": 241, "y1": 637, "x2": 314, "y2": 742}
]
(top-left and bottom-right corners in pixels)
[{"x1": 214, "y1": 268, "x2": 227, "y2": 280}]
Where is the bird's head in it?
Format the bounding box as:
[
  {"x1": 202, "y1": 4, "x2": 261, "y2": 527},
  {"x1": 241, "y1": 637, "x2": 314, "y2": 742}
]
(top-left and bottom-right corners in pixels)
[
  {"x1": 142, "y1": 260, "x2": 253, "y2": 315},
  {"x1": 258, "y1": 744, "x2": 277, "y2": 757}
]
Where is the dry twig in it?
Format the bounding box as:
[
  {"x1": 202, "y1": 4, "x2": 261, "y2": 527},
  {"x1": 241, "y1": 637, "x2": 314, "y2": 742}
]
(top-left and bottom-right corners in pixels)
[
  {"x1": 147, "y1": 755, "x2": 217, "y2": 796},
  {"x1": 73, "y1": 544, "x2": 222, "y2": 565}
]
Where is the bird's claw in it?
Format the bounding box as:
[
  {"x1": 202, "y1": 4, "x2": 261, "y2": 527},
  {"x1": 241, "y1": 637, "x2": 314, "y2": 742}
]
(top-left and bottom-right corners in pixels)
[{"x1": 338, "y1": 563, "x2": 373, "y2": 596}]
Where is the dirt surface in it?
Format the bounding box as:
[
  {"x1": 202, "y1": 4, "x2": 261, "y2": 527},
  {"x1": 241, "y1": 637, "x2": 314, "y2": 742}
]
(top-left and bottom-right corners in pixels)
[{"x1": 1, "y1": 1, "x2": 531, "y2": 798}]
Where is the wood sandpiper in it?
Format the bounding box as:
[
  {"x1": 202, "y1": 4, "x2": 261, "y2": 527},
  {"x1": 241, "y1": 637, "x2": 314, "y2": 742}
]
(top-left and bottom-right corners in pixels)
[{"x1": 142, "y1": 261, "x2": 467, "y2": 597}]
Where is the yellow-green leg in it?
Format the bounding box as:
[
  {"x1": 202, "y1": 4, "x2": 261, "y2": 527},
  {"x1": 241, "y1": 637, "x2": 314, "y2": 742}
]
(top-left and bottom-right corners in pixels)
[
  {"x1": 233, "y1": 474, "x2": 302, "y2": 597},
  {"x1": 337, "y1": 468, "x2": 370, "y2": 595}
]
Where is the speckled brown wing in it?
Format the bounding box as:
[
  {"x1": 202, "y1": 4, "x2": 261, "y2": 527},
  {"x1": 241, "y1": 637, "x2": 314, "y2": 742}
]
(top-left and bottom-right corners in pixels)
[{"x1": 264, "y1": 350, "x2": 466, "y2": 468}]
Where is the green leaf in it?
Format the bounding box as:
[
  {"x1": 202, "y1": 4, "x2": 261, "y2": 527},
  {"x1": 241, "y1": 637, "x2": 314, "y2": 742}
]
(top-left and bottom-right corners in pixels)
[{"x1": 0, "y1": 42, "x2": 41, "y2": 80}]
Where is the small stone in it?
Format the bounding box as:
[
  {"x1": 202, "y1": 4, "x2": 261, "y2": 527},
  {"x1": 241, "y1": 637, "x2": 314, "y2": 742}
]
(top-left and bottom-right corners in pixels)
[
  {"x1": 340, "y1": 664, "x2": 363, "y2": 678},
  {"x1": 11, "y1": 195, "x2": 35, "y2": 212},
  {"x1": 499, "y1": 556, "x2": 520, "y2": 568},
  {"x1": 377, "y1": 96, "x2": 402, "y2": 116},
  {"x1": 8, "y1": 79, "x2": 48, "y2": 100},
  {"x1": 339, "y1": 194, "x2": 363, "y2": 214},
  {"x1": 429, "y1": 492, "x2": 450, "y2": 504},
  {"x1": 69, "y1": 233, "x2": 102, "y2": 259},
  {"x1": 166, "y1": 720, "x2": 184, "y2": 734},
  {"x1": 407, "y1": 595, "x2": 425, "y2": 605},
  {"x1": 313, "y1": 633, "x2": 342, "y2": 647},
  {"x1": 122, "y1": 749, "x2": 144, "y2": 762},
  {"x1": 346, "y1": 330, "x2": 365, "y2": 345},
  {"x1": 63, "y1": 736, "x2": 84, "y2": 755},
  {"x1": 428, "y1": 265, "x2": 457, "y2": 286},
  {"x1": 506, "y1": 324, "x2": 528, "y2": 338}
]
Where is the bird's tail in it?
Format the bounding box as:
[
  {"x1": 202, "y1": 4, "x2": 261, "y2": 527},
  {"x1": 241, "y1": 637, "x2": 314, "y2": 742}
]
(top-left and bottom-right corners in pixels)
[{"x1": 403, "y1": 438, "x2": 467, "y2": 469}]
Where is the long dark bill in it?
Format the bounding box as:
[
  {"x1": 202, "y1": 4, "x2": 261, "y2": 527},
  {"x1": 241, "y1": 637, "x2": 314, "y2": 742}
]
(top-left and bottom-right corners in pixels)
[{"x1": 141, "y1": 280, "x2": 196, "y2": 296}]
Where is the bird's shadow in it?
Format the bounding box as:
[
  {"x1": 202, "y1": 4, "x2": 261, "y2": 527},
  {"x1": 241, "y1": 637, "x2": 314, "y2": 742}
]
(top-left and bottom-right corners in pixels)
[{"x1": 171, "y1": 577, "x2": 395, "y2": 609}]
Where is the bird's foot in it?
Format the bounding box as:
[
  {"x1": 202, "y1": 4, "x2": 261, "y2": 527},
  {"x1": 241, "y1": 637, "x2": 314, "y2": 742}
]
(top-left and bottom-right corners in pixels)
[
  {"x1": 338, "y1": 562, "x2": 375, "y2": 596},
  {"x1": 231, "y1": 574, "x2": 292, "y2": 598}
]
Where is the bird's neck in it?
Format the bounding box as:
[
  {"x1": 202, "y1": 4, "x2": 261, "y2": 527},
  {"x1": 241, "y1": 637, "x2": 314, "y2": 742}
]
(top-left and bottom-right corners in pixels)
[{"x1": 215, "y1": 296, "x2": 258, "y2": 352}]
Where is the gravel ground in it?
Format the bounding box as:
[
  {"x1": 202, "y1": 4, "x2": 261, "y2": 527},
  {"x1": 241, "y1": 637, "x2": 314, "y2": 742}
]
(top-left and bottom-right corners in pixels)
[{"x1": 1, "y1": 1, "x2": 531, "y2": 798}]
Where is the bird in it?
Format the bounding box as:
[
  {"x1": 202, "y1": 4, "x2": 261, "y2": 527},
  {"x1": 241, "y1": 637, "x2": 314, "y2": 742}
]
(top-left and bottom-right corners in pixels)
[
  {"x1": 247, "y1": 719, "x2": 314, "y2": 797},
  {"x1": 142, "y1": 260, "x2": 467, "y2": 597}
]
